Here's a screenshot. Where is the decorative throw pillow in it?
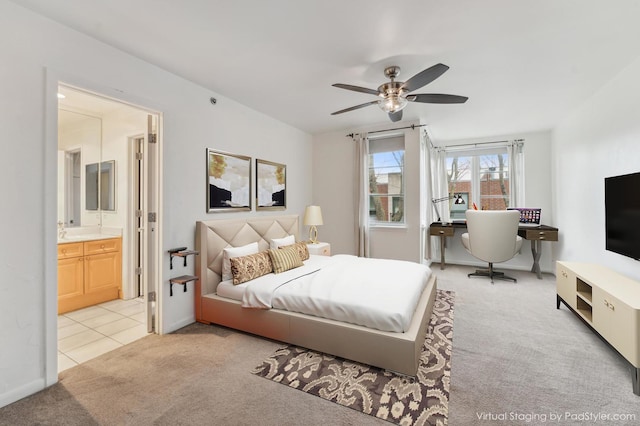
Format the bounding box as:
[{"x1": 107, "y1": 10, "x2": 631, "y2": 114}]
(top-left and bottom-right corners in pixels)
[
  {"x1": 230, "y1": 251, "x2": 273, "y2": 285},
  {"x1": 279, "y1": 241, "x2": 310, "y2": 261},
  {"x1": 268, "y1": 245, "x2": 303, "y2": 274},
  {"x1": 222, "y1": 242, "x2": 259, "y2": 281},
  {"x1": 269, "y1": 234, "x2": 295, "y2": 249}
]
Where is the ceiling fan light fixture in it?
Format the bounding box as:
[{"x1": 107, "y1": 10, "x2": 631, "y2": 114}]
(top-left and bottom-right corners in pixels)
[
  {"x1": 331, "y1": 63, "x2": 467, "y2": 121},
  {"x1": 378, "y1": 94, "x2": 408, "y2": 113}
]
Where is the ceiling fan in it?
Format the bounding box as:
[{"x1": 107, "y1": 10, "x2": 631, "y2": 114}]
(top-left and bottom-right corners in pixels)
[{"x1": 331, "y1": 63, "x2": 468, "y2": 122}]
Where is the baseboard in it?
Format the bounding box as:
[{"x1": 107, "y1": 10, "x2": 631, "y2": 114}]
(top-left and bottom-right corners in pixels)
[{"x1": 0, "y1": 378, "x2": 45, "y2": 409}]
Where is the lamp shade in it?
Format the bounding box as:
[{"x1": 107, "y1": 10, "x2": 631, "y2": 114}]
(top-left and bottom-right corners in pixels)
[
  {"x1": 303, "y1": 205, "x2": 323, "y2": 226},
  {"x1": 378, "y1": 95, "x2": 408, "y2": 113}
]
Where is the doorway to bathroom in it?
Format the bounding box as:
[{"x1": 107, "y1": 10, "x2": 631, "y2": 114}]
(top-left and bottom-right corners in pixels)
[{"x1": 56, "y1": 84, "x2": 161, "y2": 372}]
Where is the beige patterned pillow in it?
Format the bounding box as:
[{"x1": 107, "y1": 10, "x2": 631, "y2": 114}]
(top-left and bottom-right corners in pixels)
[
  {"x1": 268, "y1": 245, "x2": 303, "y2": 274},
  {"x1": 279, "y1": 241, "x2": 310, "y2": 261},
  {"x1": 230, "y1": 251, "x2": 273, "y2": 285}
]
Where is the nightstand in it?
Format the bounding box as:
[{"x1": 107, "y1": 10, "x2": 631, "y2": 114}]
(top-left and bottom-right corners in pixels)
[{"x1": 306, "y1": 242, "x2": 331, "y2": 256}]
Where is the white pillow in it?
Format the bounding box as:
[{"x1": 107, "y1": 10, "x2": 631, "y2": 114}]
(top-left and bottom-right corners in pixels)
[
  {"x1": 222, "y1": 242, "x2": 259, "y2": 281},
  {"x1": 269, "y1": 235, "x2": 295, "y2": 249}
]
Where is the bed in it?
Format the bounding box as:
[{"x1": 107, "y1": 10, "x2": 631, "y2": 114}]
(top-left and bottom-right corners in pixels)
[{"x1": 194, "y1": 215, "x2": 437, "y2": 375}]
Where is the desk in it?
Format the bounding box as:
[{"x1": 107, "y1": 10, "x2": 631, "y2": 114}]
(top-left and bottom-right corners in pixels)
[{"x1": 429, "y1": 222, "x2": 559, "y2": 279}]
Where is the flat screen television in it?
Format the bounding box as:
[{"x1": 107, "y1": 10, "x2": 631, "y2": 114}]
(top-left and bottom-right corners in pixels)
[{"x1": 605, "y1": 171, "x2": 640, "y2": 260}]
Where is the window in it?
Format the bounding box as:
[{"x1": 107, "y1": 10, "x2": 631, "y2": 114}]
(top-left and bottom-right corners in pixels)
[
  {"x1": 368, "y1": 136, "x2": 405, "y2": 224},
  {"x1": 446, "y1": 148, "x2": 511, "y2": 220}
]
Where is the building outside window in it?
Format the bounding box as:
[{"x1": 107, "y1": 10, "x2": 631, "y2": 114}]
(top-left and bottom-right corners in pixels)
[
  {"x1": 446, "y1": 149, "x2": 510, "y2": 220},
  {"x1": 369, "y1": 136, "x2": 405, "y2": 224}
]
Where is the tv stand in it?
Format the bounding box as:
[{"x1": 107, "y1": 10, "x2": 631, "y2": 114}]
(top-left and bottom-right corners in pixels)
[{"x1": 556, "y1": 261, "x2": 640, "y2": 395}]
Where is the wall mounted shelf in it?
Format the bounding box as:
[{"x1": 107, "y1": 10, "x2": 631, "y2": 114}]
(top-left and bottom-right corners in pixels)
[
  {"x1": 168, "y1": 247, "x2": 199, "y2": 269},
  {"x1": 169, "y1": 275, "x2": 198, "y2": 296},
  {"x1": 168, "y1": 248, "x2": 199, "y2": 296}
]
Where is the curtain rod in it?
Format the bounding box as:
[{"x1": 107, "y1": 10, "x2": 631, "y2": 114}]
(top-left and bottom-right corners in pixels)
[
  {"x1": 436, "y1": 139, "x2": 524, "y2": 148},
  {"x1": 346, "y1": 123, "x2": 427, "y2": 139},
  {"x1": 431, "y1": 138, "x2": 524, "y2": 150}
]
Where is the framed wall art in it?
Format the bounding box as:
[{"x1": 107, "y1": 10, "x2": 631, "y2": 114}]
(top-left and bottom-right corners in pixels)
[
  {"x1": 256, "y1": 159, "x2": 286, "y2": 210},
  {"x1": 206, "y1": 149, "x2": 251, "y2": 212}
]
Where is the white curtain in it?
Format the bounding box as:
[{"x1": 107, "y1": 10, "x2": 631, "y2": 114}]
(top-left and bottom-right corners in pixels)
[
  {"x1": 426, "y1": 136, "x2": 450, "y2": 262},
  {"x1": 507, "y1": 140, "x2": 525, "y2": 208},
  {"x1": 422, "y1": 131, "x2": 434, "y2": 261},
  {"x1": 430, "y1": 146, "x2": 449, "y2": 223},
  {"x1": 355, "y1": 133, "x2": 370, "y2": 257}
]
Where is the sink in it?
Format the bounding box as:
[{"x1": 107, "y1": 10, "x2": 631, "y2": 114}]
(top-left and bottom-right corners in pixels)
[{"x1": 58, "y1": 234, "x2": 109, "y2": 243}]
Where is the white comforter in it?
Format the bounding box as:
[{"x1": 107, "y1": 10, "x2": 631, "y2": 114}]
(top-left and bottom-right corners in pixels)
[{"x1": 241, "y1": 254, "x2": 431, "y2": 332}]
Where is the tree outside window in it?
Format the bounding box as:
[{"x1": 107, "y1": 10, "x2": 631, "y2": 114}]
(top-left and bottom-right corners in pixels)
[{"x1": 446, "y1": 151, "x2": 510, "y2": 219}]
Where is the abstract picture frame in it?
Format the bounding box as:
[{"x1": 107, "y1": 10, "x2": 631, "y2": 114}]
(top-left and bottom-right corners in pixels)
[
  {"x1": 256, "y1": 159, "x2": 286, "y2": 210},
  {"x1": 206, "y1": 148, "x2": 251, "y2": 212}
]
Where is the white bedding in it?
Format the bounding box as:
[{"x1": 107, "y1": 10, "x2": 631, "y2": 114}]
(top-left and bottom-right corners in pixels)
[
  {"x1": 228, "y1": 254, "x2": 431, "y2": 333},
  {"x1": 216, "y1": 279, "x2": 245, "y2": 301}
]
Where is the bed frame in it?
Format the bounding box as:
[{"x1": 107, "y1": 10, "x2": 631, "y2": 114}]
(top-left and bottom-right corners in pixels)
[{"x1": 194, "y1": 215, "x2": 437, "y2": 375}]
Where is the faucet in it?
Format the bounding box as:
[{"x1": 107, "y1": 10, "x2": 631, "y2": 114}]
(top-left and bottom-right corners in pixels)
[{"x1": 58, "y1": 221, "x2": 66, "y2": 239}]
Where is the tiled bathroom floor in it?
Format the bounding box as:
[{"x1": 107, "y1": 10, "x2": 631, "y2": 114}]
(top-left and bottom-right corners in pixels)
[{"x1": 57, "y1": 298, "x2": 149, "y2": 372}]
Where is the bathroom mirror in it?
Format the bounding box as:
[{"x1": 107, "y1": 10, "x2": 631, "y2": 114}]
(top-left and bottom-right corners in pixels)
[
  {"x1": 100, "y1": 160, "x2": 116, "y2": 211},
  {"x1": 86, "y1": 161, "x2": 116, "y2": 211},
  {"x1": 86, "y1": 162, "x2": 99, "y2": 211},
  {"x1": 58, "y1": 109, "x2": 102, "y2": 227}
]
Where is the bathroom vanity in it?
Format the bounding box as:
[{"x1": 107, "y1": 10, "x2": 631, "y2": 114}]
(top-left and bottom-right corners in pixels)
[{"x1": 57, "y1": 235, "x2": 122, "y2": 314}]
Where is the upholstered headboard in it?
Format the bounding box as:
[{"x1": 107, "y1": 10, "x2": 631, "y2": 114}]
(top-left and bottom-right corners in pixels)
[{"x1": 195, "y1": 215, "x2": 299, "y2": 296}]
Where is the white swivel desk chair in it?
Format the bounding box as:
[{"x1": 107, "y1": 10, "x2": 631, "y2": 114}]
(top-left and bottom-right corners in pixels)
[{"x1": 461, "y1": 210, "x2": 523, "y2": 283}]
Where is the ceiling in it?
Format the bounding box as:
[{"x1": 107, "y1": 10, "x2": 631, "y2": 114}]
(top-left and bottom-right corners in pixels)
[
  {"x1": 14, "y1": 0, "x2": 640, "y2": 141},
  {"x1": 57, "y1": 85, "x2": 136, "y2": 130}
]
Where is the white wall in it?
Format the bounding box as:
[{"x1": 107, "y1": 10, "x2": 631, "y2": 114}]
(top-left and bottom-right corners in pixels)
[
  {"x1": 312, "y1": 121, "x2": 424, "y2": 263},
  {"x1": 553, "y1": 54, "x2": 640, "y2": 281},
  {"x1": 427, "y1": 130, "x2": 556, "y2": 273},
  {"x1": 311, "y1": 129, "x2": 357, "y2": 255},
  {"x1": 0, "y1": 1, "x2": 312, "y2": 408},
  {"x1": 312, "y1": 124, "x2": 556, "y2": 273}
]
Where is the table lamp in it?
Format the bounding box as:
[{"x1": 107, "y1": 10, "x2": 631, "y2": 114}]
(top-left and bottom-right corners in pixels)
[{"x1": 303, "y1": 205, "x2": 323, "y2": 244}]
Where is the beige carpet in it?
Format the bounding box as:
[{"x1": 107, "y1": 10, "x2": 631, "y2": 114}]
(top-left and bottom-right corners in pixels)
[
  {"x1": 2, "y1": 265, "x2": 640, "y2": 425},
  {"x1": 1, "y1": 321, "x2": 393, "y2": 425},
  {"x1": 252, "y1": 290, "x2": 454, "y2": 426}
]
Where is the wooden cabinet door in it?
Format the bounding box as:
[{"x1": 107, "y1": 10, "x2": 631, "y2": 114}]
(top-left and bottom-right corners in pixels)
[
  {"x1": 58, "y1": 257, "x2": 84, "y2": 299},
  {"x1": 84, "y1": 238, "x2": 120, "y2": 256},
  {"x1": 85, "y1": 251, "x2": 122, "y2": 294},
  {"x1": 58, "y1": 242, "x2": 83, "y2": 259},
  {"x1": 592, "y1": 286, "x2": 611, "y2": 337},
  {"x1": 607, "y1": 295, "x2": 636, "y2": 363},
  {"x1": 593, "y1": 288, "x2": 636, "y2": 363},
  {"x1": 556, "y1": 262, "x2": 577, "y2": 309}
]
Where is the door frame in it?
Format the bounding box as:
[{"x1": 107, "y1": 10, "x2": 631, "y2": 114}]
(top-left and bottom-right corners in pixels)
[
  {"x1": 127, "y1": 135, "x2": 145, "y2": 300},
  {"x1": 127, "y1": 130, "x2": 159, "y2": 334},
  {"x1": 44, "y1": 68, "x2": 164, "y2": 386}
]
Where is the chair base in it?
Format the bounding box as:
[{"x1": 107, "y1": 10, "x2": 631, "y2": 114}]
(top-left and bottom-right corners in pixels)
[{"x1": 467, "y1": 262, "x2": 517, "y2": 284}]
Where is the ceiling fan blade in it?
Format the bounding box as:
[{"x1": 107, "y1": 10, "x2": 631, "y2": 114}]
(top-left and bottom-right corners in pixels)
[
  {"x1": 407, "y1": 93, "x2": 469, "y2": 104},
  {"x1": 389, "y1": 110, "x2": 403, "y2": 122},
  {"x1": 400, "y1": 63, "x2": 449, "y2": 93},
  {"x1": 332, "y1": 83, "x2": 380, "y2": 96},
  {"x1": 331, "y1": 100, "x2": 379, "y2": 115}
]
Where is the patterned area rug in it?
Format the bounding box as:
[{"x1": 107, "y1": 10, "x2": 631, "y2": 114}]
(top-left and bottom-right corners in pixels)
[{"x1": 252, "y1": 289, "x2": 455, "y2": 426}]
